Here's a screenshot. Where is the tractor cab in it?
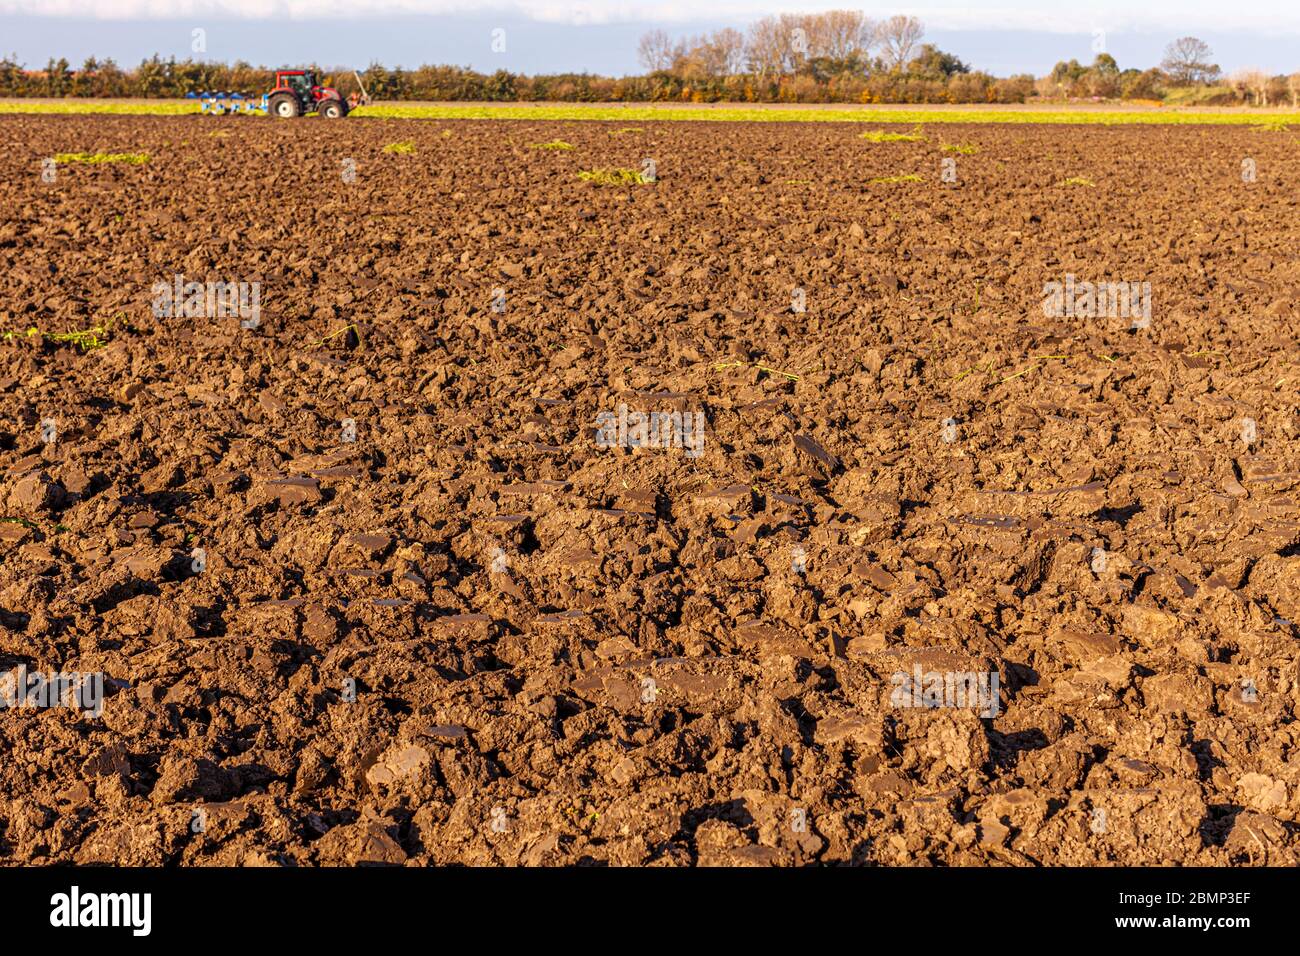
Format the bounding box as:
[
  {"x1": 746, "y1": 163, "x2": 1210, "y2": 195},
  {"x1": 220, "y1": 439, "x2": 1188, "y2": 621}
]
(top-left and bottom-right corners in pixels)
[{"x1": 277, "y1": 70, "x2": 316, "y2": 96}]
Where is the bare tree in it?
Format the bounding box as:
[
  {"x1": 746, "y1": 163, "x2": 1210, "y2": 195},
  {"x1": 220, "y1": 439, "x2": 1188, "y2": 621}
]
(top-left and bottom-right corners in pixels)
[
  {"x1": 745, "y1": 14, "x2": 802, "y2": 75},
  {"x1": 1267, "y1": 73, "x2": 1288, "y2": 108},
  {"x1": 747, "y1": 11, "x2": 879, "y2": 75},
  {"x1": 678, "y1": 29, "x2": 746, "y2": 78},
  {"x1": 1289, "y1": 72, "x2": 1300, "y2": 109},
  {"x1": 707, "y1": 28, "x2": 747, "y2": 76},
  {"x1": 805, "y1": 10, "x2": 877, "y2": 61},
  {"x1": 877, "y1": 15, "x2": 925, "y2": 72},
  {"x1": 1228, "y1": 70, "x2": 1250, "y2": 101},
  {"x1": 744, "y1": 16, "x2": 777, "y2": 75},
  {"x1": 1231, "y1": 69, "x2": 1269, "y2": 105},
  {"x1": 637, "y1": 30, "x2": 680, "y2": 73},
  {"x1": 1160, "y1": 37, "x2": 1218, "y2": 85},
  {"x1": 1254, "y1": 71, "x2": 1270, "y2": 106}
]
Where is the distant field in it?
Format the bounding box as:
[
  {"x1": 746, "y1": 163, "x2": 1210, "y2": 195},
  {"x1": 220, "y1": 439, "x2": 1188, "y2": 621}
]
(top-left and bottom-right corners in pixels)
[
  {"x1": 351, "y1": 103, "x2": 1297, "y2": 125},
  {"x1": 0, "y1": 98, "x2": 1296, "y2": 125},
  {"x1": 0, "y1": 99, "x2": 199, "y2": 115}
]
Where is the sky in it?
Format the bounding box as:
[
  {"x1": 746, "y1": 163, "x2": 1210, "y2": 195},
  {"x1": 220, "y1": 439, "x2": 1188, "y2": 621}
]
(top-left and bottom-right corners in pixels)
[{"x1": 1, "y1": 1, "x2": 1297, "y2": 76}]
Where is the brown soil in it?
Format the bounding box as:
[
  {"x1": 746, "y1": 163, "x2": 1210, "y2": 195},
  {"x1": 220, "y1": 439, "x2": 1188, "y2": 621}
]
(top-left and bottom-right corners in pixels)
[{"x1": 2, "y1": 116, "x2": 1300, "y2": 866}]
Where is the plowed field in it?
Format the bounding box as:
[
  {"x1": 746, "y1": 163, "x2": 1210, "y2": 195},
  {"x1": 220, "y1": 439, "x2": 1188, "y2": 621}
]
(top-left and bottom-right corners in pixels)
[{"x1": 2, "y1": 115, "x2": 1299, "y2": 865}]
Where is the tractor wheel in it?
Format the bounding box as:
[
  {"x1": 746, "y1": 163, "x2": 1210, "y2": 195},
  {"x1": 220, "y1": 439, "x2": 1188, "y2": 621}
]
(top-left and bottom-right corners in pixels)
[
  {"x1": 318, "y1": 99, "x2": 346, "y2": 119},
  {"x1": 268, "y1": 94, "x2": 299, "y2": 119}
]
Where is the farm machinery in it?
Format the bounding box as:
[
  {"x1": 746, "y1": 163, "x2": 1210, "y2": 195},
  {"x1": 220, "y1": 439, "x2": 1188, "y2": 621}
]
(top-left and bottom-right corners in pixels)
[{"x1": 191, "y1": 70, "x2": 371, "y2": 117}]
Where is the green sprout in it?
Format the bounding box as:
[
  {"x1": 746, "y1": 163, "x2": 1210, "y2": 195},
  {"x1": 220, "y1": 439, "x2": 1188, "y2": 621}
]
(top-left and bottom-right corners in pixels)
[
  {"x1": 860, "y1": 126, "x2": 925, "y2": 143},
  {"x1": 3, "y1": 315, "x2": 117, "y2": 352},
  {"x1": 577, "y1": 167, "x2": 651, "y2": 186},
  {"x1": 55, "y1": 152, "x2": 149, "y2": 165},
  {"x1": 868, "y1": 173, "x2": 924, "y2": 184},
  {"x1": 47, "y1": 321, "x2": 114, "y2": 351}
]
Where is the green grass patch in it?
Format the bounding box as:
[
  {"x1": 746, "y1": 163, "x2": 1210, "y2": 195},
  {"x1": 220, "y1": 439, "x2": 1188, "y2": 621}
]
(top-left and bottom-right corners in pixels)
[
  {"x1": 860, "y1": 126, "x2": 925, "y2": 142},
  {"x1": 55, "y1": 151, "x2": 149, "y2": 165},
  {"x1": 1162, "y1": 85, "x2": 1238, "y2": 107},
  {"x1": 869, "y1": 173, "x2": 924, "y2": 184},
  {"x1": 532, "y1": 139, "x2": 575, "y2": 150},
  {"x1": 578, "y1": 167, "x2": 650, "y2": 186},
  {"x1": 382, "y1": 140, "x2": 416, "y2": 154},
  {"x1": 1059, "y1": 176, "x2": 1096, "y2": 187},
  {"x1": 941, "y1": 143, "x2": 980, "y2": 154}
]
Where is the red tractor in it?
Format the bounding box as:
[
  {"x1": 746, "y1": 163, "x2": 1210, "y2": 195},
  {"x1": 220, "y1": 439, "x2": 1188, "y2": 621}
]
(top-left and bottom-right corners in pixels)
[{"x1": 264, "y1": 69, "x2": 357, "y2": 118}]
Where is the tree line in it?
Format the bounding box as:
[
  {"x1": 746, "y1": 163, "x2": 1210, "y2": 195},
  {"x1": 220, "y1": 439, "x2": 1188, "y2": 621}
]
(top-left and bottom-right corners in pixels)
[{"x1": 0, "y1": 13, "x2": 1295, "y2": 106}]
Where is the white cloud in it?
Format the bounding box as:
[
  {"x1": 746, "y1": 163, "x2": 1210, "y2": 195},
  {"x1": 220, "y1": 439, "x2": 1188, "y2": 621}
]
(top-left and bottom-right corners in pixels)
[{"x1": 2, "y1": 0, "x2": 1298, "y2": 32}]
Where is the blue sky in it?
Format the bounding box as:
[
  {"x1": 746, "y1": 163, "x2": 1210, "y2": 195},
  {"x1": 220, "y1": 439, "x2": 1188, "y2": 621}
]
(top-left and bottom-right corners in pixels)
[{"x1": 1, "y1": 2, "x2": 1297, "y2": 76}]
